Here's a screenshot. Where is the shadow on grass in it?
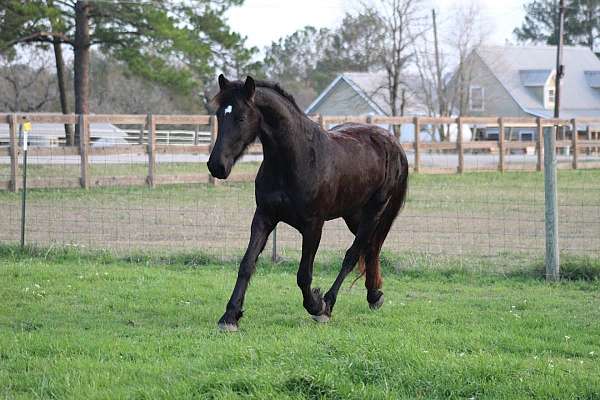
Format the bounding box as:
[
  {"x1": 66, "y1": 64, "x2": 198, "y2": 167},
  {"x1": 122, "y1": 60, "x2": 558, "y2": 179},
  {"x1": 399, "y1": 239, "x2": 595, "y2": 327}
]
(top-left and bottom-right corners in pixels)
[{"x1": 507, "y1": 255, "x2": 600, "y2": 282}]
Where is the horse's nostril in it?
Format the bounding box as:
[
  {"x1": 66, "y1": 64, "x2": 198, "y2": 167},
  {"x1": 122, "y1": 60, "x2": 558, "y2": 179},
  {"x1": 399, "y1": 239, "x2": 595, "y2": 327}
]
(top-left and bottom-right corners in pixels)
[{"x1": 208, "y1": 160, "x2": 227, "y2": 179}]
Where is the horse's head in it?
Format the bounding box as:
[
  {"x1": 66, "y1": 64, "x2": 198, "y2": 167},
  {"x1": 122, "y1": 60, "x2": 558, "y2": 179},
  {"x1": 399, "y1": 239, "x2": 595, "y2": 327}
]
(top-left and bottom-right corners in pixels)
[{"x1": 207, "y1": 74, "x2": 261, "y2": 179}]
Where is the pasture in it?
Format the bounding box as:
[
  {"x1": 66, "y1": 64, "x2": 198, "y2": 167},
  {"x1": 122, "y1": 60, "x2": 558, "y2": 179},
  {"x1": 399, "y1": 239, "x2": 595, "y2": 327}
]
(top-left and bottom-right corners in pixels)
[
  {"x1": 1, "y1": 247, "x2": 599, "y2": 399},
  {"x1": 1, "y1": 169, "x2": 600, "y2": 267}
]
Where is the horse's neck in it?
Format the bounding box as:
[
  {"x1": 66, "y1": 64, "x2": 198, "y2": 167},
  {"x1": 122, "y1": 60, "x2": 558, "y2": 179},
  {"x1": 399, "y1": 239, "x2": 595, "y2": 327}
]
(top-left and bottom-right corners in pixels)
[{"x1": 257, "y1": 98, "x2": 321, "y2": 172}]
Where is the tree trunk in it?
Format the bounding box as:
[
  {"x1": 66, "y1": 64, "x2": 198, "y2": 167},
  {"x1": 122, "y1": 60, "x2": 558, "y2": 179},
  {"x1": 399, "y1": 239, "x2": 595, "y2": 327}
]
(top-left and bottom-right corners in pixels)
[
  {"x1": 52, "y1": 39, "x2": 74, "y2": 145},
  {"x1": 47, "y1": 0, "x2": 74, "y2": 144},
  {"x1": 74, "y1": 0, "x2": 91, "y2": 144}
]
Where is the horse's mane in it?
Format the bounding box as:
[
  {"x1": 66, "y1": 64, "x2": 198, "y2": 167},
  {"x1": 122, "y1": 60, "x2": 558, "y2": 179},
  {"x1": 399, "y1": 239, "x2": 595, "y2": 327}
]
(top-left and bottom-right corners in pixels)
[
  {"x1": 254, "y1": 80, "x2": 304, "y2": 114},
  {"x1": 211, "y1": 78, "x2": 304, "y2": 115}
]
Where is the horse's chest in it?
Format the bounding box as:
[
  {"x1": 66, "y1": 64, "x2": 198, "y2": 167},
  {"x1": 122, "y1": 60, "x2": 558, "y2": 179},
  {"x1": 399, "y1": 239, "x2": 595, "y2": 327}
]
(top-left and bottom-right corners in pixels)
[{"x1": 256, "y1": 189, "x2": 295, "y2": 217}]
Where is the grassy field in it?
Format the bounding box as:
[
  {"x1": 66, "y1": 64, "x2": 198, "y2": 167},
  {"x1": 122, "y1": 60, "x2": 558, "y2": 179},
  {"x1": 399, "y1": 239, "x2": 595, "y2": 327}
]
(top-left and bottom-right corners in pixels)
[
  {"x1": 1, "y1": 247, "x2": 599, "y2": 399},
  {"x1": 1, "y1": 169, "x2": 599, "y2": 264}
]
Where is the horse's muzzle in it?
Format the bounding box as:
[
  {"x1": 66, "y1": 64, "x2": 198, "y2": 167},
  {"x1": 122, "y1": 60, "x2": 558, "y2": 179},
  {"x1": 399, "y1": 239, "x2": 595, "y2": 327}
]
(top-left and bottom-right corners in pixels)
[{"x1": 207, "y1": 159, "x2": 230, "y2": 179}]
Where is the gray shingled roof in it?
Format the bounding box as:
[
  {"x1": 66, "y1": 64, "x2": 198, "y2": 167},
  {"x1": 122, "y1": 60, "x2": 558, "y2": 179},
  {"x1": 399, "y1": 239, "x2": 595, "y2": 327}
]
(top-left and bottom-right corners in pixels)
[{"x1": 476, "y1": 45, "x2": 600, "y2": 118}]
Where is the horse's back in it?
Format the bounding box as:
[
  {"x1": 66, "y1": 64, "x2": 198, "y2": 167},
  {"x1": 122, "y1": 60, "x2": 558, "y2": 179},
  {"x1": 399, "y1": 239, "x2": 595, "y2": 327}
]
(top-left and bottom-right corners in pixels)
[{"x1": 318, "y1": 123, "x2": 406, "y2": 218}]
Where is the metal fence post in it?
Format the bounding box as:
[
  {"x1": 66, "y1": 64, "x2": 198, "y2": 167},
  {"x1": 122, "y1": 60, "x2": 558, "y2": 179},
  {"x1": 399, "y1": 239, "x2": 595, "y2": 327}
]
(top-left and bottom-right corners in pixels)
[
  {"x1": 271, "y1": 225, "x2": 278, "y2": 263},
  {"x1": 498, "y1": 117, "x2": 505, "y2": 172},
  {"x1": 544, "y1": 123, "x2": 560, "y2": 281},
  {"x1": 209, "y1": 115, "x2": 218, "y2": 185},
  {"x1": 8, "y1": 114, "x2": 19, "y2": 192},
  {"x1": 138, "y1": 123, "x2": 145, "y2": 145},
  {"x1": 146, "y1": 113, "x2": 156, "y2": 188},
  {"x1": 457, "y1": 117, "x2": 464, "y2": 174}
]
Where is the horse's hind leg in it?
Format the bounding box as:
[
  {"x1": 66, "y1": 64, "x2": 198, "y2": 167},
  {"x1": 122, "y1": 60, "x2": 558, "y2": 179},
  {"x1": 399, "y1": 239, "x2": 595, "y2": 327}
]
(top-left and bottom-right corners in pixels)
[
  {"x1": 364, "y1": 187, "x2": 404, "y2": 310},
  {"x1": 365, "y1": 242, "x2": 384, "y2": 310},
  {"x1": 319, "y1": 202, "x2": 388, "y2": 318}
]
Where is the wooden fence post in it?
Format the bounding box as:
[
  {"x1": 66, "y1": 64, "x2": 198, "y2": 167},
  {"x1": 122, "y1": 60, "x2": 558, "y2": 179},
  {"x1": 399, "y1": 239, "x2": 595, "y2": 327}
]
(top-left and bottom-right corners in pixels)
[
  {"x1": 318, "y1": 114, "x2": 326, "y2": 130},
  {"x1": 8, "y1": 114, "x2": 19, "y2": 192},
  {"x1": 78, "y1": 114, "x2": 90, "y2": 189},
  {"x1": 413, "y1": 117, "x2": 421, "y2": 173},
  {"x1": 537, "y1": 117, "x2": 543, "y2": 172},
  {"x1": 457, "y1": 117, "x2": 464, "y2": 174},
  {"x1": 146, "y1": 113, "x2": 156, "y2": 188},
  {"x1": 586, "y1": 125, "x2": 592, "y2": 155},
  {"x1": 498, "y1": 117, "x2": 505, "y2": 172},
  {"x1": 571, "y1": 118, "x2": 578, "y2": 169},
  {"x1": 208, "y1": 115, "x2": 218, "y2": 185}
]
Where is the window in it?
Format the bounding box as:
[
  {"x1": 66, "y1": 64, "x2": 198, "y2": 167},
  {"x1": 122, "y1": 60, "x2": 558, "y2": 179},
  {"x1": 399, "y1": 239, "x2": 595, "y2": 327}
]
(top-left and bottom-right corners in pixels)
[
  {"x1": 469, "y1": 86, "x2": 484, "y2": 111},
  {"x1": 548, "y1": 88, "x2": 555, "y2": 104},
  {"x1": 486, "y1": 128, "x2": 499, "y2": 140},
  {"x1": 520, "y1": 131, "x2": 534, "y2": 141}
]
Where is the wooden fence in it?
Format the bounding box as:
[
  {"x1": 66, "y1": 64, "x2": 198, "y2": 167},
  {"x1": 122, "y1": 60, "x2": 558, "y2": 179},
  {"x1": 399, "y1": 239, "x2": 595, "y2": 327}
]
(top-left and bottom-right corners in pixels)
[{"x1": 2, "y1": 113, "x2": 600, "y2": 192}]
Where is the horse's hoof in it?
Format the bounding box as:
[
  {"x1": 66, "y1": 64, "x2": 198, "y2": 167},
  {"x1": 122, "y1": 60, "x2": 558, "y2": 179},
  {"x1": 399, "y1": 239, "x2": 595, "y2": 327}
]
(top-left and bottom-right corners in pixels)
[
  {"x1": 311, "y1": 313, "x2": 330, "y2": 323},
  {"x1": 218, "y1": 322, "x2": 239, "y2": 332},
  {"x1": 369, "y1": 293, "x2": 385, "y2": 310}
]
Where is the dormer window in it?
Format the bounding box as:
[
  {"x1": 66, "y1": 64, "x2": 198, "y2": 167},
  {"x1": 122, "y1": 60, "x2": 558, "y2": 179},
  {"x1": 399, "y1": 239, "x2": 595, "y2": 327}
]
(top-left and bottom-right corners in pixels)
[{"x1": 469, "y1": 86, "x2": 484, "y2": 111}]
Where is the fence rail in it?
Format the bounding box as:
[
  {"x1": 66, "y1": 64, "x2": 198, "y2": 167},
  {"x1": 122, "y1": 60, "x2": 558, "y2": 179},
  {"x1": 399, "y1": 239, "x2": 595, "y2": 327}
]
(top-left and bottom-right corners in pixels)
[{"x1": 2, "y1": 113, "x2": 600, "y2": 192}]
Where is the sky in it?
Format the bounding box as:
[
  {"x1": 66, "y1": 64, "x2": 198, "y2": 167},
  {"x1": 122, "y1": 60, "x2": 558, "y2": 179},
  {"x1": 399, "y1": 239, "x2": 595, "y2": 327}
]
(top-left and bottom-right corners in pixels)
[{"x1": 227, "y1": 0, "x2": 527, "y2": 51}]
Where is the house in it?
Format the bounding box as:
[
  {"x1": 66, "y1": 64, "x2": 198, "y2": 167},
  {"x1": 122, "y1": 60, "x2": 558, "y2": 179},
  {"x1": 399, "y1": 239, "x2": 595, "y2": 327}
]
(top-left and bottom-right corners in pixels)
[
  {"x1": 305, "y1": 72, "x2": 436, "y2": 142},
  {"x1": 453, "y1": 45, "x2": 600, "y2": 140}
]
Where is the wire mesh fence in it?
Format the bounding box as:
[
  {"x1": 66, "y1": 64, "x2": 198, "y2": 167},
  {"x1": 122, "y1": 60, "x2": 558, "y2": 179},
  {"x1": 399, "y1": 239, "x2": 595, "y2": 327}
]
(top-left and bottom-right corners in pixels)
[{"x1": 1, "y1": 113, "x2": 600, "y2": 276}]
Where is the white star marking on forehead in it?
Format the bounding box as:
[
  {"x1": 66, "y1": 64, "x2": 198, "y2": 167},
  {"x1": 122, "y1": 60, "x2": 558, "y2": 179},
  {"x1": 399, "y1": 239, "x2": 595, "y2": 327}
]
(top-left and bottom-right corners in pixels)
[{"x1": 224, "y1": 105, "x2": 233, "y2": 115}]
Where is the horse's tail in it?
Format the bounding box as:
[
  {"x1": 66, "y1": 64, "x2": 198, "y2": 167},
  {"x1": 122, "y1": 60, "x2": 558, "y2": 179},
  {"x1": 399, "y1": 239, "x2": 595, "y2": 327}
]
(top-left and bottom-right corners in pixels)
[{"x1": 352, "y1": 149, "x2": 409, "y2": 288}]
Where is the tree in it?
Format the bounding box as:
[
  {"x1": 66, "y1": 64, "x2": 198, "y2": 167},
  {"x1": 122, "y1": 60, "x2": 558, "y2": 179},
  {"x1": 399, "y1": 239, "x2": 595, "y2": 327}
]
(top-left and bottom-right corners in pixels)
[
  {"x1": 514, "y1": 0, "x2": 600, "y2": 51},
  {"x1": 0, "y1": 50, "x2": 57, "y2": 112},
  {"x1": 263, "y1": 1, "x2": 425, "y2": 122},
  {"x1": 568, "y1": 0, "x2": 600, "y2": 51},
  {"x1": 0, "y1": 1, "x2": 255, "y2": 121},
  {"x1": 88, "y1": 52, "x2": 201, "y2": 115},
  {"x1": 263, "y1": 26, "x2": 333, "y2": 108},
  {"x1": 447, "y1": 3, "x2": 490, "y2": 116},
  {"x1": 316, "y1": 10, "x2": 386, "y2": 89},
  {"x1": 411, "y1": 1, "x2": 490, "y2": 141},
  {"x1": 372, "y1": 0, "x2": 425, "y2": 121}
]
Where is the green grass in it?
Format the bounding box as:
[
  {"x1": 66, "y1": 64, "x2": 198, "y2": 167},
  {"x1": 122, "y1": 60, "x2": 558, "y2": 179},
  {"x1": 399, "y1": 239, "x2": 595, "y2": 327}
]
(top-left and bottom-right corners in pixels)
[{"x1": 1, "y1": 246, "x2": 599, "y2": 399}]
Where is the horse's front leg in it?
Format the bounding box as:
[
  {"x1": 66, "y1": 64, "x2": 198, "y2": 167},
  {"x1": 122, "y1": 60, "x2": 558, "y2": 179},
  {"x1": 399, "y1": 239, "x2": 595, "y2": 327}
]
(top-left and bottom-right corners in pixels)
[
  {"x1": 218, "y1": 208, "x2": 276, "y2": 332},
  {"x1": 296, "y1": 219, "x2": 325, "y2": 319}
]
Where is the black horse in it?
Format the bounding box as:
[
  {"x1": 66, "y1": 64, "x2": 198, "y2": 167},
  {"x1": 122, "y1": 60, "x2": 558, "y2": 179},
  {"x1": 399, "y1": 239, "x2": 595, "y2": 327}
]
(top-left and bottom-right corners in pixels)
[{"x1": 208, "y1": 75, "x2": 409, "y2": 331}]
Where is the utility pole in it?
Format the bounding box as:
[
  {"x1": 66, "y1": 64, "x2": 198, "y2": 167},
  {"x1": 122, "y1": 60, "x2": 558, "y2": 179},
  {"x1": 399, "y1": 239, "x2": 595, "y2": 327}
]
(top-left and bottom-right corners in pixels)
[
  {"x1": 554, "y1": 0, "x2": 565, "y2": 119},
  {"x1": 545, "y1": 0, "x2": 564, "y2": 281}
]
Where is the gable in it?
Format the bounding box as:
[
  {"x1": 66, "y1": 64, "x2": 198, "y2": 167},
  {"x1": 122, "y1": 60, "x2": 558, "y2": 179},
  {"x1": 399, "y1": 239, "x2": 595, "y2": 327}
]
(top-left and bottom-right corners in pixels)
[
  {"x1": 454, "y1": 52, "x2": 527, "y2": 117},
  {"x1": 306, "y1": 78, "x2": 378, "y2": 116}
]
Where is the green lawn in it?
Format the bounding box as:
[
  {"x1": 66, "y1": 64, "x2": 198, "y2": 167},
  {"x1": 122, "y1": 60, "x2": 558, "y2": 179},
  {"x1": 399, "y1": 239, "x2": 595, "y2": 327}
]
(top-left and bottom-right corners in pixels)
[{"x1": 1, "y1": 247, "x2": 599, "y2": 399}]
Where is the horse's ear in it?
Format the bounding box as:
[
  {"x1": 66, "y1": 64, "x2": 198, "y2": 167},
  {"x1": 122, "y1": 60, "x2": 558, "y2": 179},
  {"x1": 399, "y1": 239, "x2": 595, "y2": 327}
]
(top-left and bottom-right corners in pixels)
[
  {"x1": 243, "y1": 76, "x2": 255, "y2": 101},
  {"x1": 218, "y1": 74, "x2": 230, "y2": 90}
]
